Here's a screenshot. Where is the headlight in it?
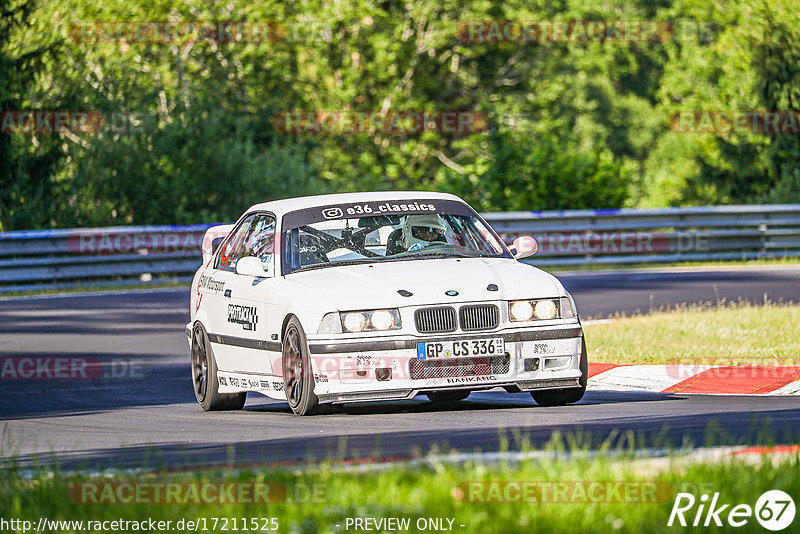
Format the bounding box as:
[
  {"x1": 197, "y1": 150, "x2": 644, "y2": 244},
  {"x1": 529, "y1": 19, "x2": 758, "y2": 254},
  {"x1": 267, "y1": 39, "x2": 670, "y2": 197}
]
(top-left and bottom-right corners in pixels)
[
  {"x1": 533, "y1": 299, "x2": 558, "y2": 320},
  {"x1": 342, "y1": 312, "x2": 368, "y2": 332},
  {"x1": 509, "y1": 299, "x2": 561, "y2": 321},
  {"x1": 370, "y1": 310, "x2": 395, "y2": 330},
  {"x1": 341, "y1": 309, "x2": 401, "y2": 333},
  {"x1": 509, "y1": 300, "x2": 534, "y2": 321}
]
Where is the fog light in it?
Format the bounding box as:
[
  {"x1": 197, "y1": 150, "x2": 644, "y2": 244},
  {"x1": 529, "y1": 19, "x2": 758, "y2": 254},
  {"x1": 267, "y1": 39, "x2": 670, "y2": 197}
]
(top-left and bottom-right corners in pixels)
[
  {"x1": 544, "y1": 356, "x2": 571, "y2": 369},
  {"x1": 524, "y1": 358, "x2": 540, "y2": 372},
  {"x1": 376, "y1": 368, "x2": 392, "y2": 381}
]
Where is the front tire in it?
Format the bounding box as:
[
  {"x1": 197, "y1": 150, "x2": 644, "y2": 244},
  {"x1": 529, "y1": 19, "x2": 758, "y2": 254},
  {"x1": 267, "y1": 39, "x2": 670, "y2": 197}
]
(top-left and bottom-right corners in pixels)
[
  {"x1": 282, "y1": 316, "x2": 320, "y2": 416},
  {"x1": 191, "y1": 323, "x2": 246, "y2": 411},
  {"x1": 531, "y1": 338, "x2": 588, "y2": 407}
]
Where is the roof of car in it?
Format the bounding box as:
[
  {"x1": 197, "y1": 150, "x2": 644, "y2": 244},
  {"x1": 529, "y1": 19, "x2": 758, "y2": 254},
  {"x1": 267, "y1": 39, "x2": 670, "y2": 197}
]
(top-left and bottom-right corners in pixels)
[{"x1": 244, "y1": 191, "x2": 466, "y2": 216}]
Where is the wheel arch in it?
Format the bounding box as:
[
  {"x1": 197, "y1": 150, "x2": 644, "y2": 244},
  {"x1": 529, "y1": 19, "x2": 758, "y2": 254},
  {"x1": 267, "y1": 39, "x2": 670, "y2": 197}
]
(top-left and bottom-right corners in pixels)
[
  {"x1": 192, "y1": 305, "x2": 214, "y2": 337},
  {"x1": 280, "y1": 313, "x2": 298, "y2": 342}
]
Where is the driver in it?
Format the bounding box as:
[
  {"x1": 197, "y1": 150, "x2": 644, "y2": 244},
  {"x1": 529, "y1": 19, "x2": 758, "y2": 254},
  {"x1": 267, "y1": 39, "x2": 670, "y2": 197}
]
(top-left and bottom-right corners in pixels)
[{"x1": 402, "y1": 214, "x2": 447, "y2": 251}]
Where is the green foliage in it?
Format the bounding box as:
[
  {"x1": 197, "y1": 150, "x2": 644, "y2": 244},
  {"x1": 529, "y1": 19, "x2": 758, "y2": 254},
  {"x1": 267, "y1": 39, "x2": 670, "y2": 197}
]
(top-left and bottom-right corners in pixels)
[
  {"x1": 645, "y1": 0, "x2": 800, "y2": 205},
  {"x1": 71, "y1": 107, "x2": 321, "y2": 225},
  {"x1": 0, "y1": 0, "x2": 70, "y2": 230},
  {"x1": 2, "y1": 0, "x2": 800, "y2": 229},
  {"x1": 440, "y1": 130, "x2": 629, "y2": 211},
  {"x1": 2, "y1": 449, "x2": 799, "y2": 534}
]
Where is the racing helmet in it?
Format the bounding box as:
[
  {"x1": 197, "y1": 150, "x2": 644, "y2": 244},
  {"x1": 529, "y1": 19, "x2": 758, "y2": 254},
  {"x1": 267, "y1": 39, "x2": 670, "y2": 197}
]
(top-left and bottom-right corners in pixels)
[{"x1": 402, "y1": 214, "x2": 447, "y2": 251}]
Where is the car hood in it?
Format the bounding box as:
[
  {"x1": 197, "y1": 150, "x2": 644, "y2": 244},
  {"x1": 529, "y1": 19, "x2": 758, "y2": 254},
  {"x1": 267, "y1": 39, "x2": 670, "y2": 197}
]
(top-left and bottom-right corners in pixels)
[{"x1": 287, "y1": 257, "x2": 562, "y2": 309}]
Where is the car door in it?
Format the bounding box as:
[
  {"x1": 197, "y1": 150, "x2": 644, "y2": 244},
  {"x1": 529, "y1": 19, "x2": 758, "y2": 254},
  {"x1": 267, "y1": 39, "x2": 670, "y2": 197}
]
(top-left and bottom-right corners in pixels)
[
  {"x1": 201, "y1": 214, "x2": 253, "y2": 369},
  {"x1": 212, "y1": 213, "x2": 277, "y2": 380}
]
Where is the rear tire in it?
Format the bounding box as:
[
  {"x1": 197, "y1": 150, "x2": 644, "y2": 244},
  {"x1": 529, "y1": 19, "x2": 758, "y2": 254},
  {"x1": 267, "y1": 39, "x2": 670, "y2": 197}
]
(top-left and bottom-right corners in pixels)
[
  {"x1": 427, "y1": 390, "x2": 471, "y2": 403},
  {"x1": 282, "y1": 316, "x2": 320, "y2": 416},
  {"x1": 191, "y1": 323, "x2": 246, "y2": 411},
  {"x1": 531, "y1": 338, "x2": 588, "y2": 407}
]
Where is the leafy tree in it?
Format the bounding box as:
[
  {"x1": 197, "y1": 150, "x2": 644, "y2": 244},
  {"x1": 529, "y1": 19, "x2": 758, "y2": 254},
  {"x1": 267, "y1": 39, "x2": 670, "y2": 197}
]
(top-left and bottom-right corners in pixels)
[
  {"x1": 644, "y1": 0, "x2": 800, "y2": 205},
  {"x1": 438, "y1": 129, "x2": 630, "y2": 211},
  {"x1": 4, "y1": 0, "x2": 800, "y2": 230},
  {"x1": 0, "y1": 0, "x2": 71, "y2": 230}
]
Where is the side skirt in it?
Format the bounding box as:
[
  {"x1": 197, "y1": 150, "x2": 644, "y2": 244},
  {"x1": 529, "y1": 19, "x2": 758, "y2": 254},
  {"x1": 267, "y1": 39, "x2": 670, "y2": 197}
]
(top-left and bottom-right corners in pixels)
[{"x1": 216, "y1": 370, "x2": 286, "y2": 400}]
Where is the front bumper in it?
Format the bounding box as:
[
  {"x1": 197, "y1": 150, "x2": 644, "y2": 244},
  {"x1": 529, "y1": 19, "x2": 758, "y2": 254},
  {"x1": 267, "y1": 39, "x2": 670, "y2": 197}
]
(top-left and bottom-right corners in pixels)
[{"x1": 306, "y1": 323, "x2": 584, "y2": 404}]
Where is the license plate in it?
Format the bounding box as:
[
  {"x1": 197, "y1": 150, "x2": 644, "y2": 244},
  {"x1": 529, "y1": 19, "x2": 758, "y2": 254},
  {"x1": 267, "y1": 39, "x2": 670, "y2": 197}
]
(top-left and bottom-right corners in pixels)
[{"x1": 416, "y1": 338, "x2": 505, "y2": 360}]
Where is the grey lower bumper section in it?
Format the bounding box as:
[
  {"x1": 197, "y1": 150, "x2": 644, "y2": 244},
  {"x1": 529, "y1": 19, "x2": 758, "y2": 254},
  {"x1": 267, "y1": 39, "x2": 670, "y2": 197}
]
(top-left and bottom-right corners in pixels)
[
  {"x1": 319, "y1": 389, "x2": 415, "y2": 404},
  {"x1": 515, "y1": 377, "x2": 581, "y2": 391},
  {"x1": 317, "y1": 377, "x2": 582, "y2": 404}
]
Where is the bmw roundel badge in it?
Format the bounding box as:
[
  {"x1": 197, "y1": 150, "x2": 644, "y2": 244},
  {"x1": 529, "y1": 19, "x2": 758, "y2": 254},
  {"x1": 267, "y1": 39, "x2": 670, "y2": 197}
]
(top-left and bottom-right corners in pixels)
[{"x1": 445, "y1": 290, "x2": 459, "y2": 296}]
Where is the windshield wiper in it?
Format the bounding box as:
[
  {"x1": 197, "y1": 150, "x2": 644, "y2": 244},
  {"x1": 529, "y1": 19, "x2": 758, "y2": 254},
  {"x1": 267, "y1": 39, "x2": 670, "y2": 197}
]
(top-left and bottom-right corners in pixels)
[
  {"x1": 412, "y1": 251, "x2": 497, "y2": 259},
  {"x1": 292, "y1": 258, "x2": 379, "y2": 273},
  {"x1": 290, "y1": 252, "x2": 499, "y2": 273}
]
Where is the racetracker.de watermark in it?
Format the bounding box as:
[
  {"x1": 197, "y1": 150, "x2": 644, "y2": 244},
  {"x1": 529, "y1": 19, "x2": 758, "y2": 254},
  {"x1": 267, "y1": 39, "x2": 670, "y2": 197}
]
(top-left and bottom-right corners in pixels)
[
  {"x1": 665, "y1": 363, "x2": 800, "y2": 381},
  {"x1": 0, "y1": 111, "x2": 104, "y2": 134},
  {"x1": 457, "y1": 20, "x2": 673, "y2": 43},
  {"x1": 272, "y1": 111, "x2": 490, "y2": 134},
  {"x1": 68, "y1": 21, "x2": 283, "y2": 43},
  {"x1": 0, "y1": 111, "x2": 182, "y2": 135},
  {"x1": 499, "y1": 231, "x2": 710, "y2": 255},
  {"x1": 69, "y1": 481, "x2": 325, "y2": 504},
  {"x1": 453, "y1": 481, "x2": 675, "y2": 503},
  {"x1": 669, "y1": 111, "x2": 800, "y2": 134},
  {"x1": 66, "y1": 230, "x2": 205, "y2": 255},
  {"x1": 0, "y1": 357, "x2": 144, "y2": 380},
  {"x1": 312, "y1": 353, "x2": 507, "y2": 382}
]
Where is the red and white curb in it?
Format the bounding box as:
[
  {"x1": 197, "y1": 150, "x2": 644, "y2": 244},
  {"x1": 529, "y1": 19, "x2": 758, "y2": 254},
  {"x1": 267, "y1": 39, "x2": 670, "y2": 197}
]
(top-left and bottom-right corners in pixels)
[{"x1": 587, "y1": 363, "x2": 800, "y2": 395}]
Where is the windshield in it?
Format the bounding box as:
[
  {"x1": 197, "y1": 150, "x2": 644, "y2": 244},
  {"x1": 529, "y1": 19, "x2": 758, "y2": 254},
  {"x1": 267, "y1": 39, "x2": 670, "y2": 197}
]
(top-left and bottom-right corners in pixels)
[{"x1": 281, "y1": 199, "x2": 511, "y2": 274}]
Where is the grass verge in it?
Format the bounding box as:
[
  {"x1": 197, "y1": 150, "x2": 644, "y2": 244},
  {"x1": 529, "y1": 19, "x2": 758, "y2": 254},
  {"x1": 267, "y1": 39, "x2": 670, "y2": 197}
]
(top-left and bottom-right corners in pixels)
[
  {"x1": 584, "y1": 302, "x2": 800, "y2": 366},
  {"x1": 2, "y1": 440, "x2": 798, "y2": 533}
]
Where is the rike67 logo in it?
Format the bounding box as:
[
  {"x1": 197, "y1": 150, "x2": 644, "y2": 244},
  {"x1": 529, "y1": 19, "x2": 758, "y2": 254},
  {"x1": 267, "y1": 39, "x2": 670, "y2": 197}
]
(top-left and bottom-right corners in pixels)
[{"x1": 668, "y1": 490, "x2": 796, "y2": 531}]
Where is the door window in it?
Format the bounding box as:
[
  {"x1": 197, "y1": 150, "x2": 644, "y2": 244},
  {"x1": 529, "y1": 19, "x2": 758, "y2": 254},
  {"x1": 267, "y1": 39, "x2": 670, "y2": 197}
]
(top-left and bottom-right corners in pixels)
[
  {"x1": 215, "y1": 213, "x2": 276, "y2": 274},
  {"x1": 239, "y1": 215, "x2": 276, "y2": 274}
]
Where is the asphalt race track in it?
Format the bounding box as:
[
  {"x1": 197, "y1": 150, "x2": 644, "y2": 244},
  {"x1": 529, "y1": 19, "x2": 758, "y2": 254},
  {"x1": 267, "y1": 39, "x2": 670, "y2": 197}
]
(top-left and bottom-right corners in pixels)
[{"x1": 2, "y1": 266, "x2": 800, "y2": 470}]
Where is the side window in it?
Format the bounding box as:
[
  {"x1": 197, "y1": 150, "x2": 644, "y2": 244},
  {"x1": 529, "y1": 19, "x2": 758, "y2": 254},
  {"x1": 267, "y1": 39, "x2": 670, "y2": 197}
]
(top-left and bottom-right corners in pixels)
[
  {"x1": 240, "y1": 214, "x2": 276, "y2": 271},
  {"x1": 214, "y1": 214, "x2": 256, "y2": 272}
]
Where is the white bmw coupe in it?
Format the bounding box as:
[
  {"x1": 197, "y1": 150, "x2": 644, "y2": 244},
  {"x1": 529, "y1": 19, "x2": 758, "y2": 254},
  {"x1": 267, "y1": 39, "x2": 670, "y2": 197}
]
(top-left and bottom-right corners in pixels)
[{"x1": 187, "y1": 192, "x2": 586, "y2": 415}]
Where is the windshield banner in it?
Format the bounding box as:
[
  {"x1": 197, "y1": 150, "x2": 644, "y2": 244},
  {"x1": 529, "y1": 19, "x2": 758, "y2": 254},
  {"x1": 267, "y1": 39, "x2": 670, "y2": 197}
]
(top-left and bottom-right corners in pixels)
[{"x1": 282, "y1": 199, "x2": 475, "y2": 230}]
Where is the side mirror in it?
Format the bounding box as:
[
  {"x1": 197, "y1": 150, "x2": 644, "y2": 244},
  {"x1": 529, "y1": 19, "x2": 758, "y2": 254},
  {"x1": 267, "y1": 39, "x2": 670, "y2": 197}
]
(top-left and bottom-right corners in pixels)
[
  {"x1": 235, "y1": 256, "x2": 274, "y2": 278},
  {"x1": 511, "y1": 235, "x2": 538, "y2": 259}
]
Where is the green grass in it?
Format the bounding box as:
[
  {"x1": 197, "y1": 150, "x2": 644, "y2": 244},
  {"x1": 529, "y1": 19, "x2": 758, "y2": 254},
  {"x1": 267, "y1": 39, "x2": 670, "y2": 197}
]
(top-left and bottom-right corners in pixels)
[
  {"x1": 585, "y1": 302, "x2": 800, "y2": 365},
  {"x1": 2, "y1": 439, "x2": 798, "y2": 533}
]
